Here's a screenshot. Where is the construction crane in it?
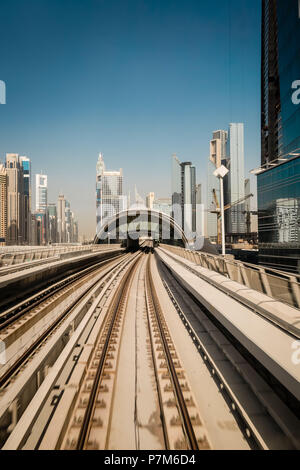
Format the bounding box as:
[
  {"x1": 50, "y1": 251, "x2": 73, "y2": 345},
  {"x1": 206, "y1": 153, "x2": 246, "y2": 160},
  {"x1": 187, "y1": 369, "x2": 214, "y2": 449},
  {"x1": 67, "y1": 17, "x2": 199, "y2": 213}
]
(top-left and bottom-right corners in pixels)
[{"x1": 211, "y1": 190, "x2": 254, "y2": 244}]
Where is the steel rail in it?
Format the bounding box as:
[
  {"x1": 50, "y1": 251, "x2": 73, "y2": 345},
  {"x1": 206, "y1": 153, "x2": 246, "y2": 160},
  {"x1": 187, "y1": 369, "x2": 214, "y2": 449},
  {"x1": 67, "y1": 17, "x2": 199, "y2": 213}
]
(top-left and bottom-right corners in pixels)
[
  {"x1": 145, "y1": 255, "x2": 199, "y2": 451},
  {"x1": 75, "y1": 253, "x2": 142, "y2": 450},
  {"x1": 144, "y1": 266, "x2": 170, "y2": 449}
]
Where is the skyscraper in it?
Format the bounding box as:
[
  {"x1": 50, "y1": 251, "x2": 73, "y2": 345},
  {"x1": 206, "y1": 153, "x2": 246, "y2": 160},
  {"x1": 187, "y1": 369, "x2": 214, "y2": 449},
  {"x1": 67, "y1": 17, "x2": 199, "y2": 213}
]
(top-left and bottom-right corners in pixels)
[
  {"x1": 96, "y1": 153, "x2": 124, "y2": 232},
  {"x1": 19, "y1": 156, "x2": 31, "y2": 244},
  {"x1": 48, "y1": 203, "x2": 58, "y2": 244},
  {"x1": 65, "y1": 200, "x2": 73, "y2": 243},
  {"x1": 258, "y1": 0, "x2": 300, "y2": 272},
  {"x1": 225, "y1": 123, "x2": 246, "y2": 235},
  {"x1": 207, "y1": 130, "x2": 228, "y2": 241},
  {"x1": 261, "y1": 0, "x2": 300, "y2": 164},
  {"x1": 146, "y1": 192, "x2": 155, "y2": 210},
  {"x1": 35, "y1": 174, "x2": 48, "y2": 213},
  {"x1": 171, "y1": 154, "x2": 197, "y2": 236},
  {"x1": 57, "y1": 194, "x2": 66, "y2": 243},
  {"x1": 5, "y1": 154, "x2": 24, "y2": 245},
  {"x1": 0, "y1": 164, "x2": 7, "y2": 245},
  {"x1": 35, "y1": 173, "x2": 48, "y2": 244}
]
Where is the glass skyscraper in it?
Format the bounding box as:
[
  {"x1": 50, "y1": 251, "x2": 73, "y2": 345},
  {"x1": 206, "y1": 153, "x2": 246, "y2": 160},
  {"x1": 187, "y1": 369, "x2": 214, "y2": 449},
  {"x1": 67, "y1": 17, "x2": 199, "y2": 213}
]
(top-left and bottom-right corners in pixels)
[
  {"x1": 35, "y1": 174, "x2": 48, "y2": 213},
  {"x1": 258, "y1": 0, "x2": 300, "y2": 273},
  {"x1": 225, "y1": 123, "x2": 246, "y2": 235},
  {"x1": 171, "y1": 154, "x2": 197, "y2": 237},
  {"x1": 96, "y1": 153, "x2": 125, "y2": 233},
  {"x1": 19, "y1": 156, "x2": 31, "y2": 244}
]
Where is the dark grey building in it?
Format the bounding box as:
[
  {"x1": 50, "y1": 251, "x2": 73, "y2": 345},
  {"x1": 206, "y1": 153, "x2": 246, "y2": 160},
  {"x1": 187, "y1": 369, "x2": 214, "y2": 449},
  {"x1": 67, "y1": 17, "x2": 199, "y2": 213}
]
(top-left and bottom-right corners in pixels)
[
  {"x1": 171, "y1": 155, "x2": 197, "y2": 237},
  {"x1": 258, "y1": 0, "x2": 300, "y2": 273}
]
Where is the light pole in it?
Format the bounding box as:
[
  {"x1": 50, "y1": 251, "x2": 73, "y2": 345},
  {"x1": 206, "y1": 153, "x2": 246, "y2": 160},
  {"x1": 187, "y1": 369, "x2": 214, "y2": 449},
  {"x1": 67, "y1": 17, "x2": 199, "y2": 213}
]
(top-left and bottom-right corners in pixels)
[{"x1": 213, "y1": 165, "x2": 229, "y2": 256}]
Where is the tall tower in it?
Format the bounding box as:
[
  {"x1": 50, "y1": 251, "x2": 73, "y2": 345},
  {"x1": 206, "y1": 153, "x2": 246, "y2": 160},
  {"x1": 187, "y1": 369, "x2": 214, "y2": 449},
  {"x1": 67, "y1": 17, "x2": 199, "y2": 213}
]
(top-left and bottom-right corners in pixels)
[
  {"x1": 19, "y1": 156, "x2": 31, "y2": 244},
  {"x1": 146, "y1": 192, "x2": 155, "y2": 210},
  {"x1": 207, "y1": 130, "x2": 228, "y2": 241},
  {"x1": 0, "y1": 164, "x2": 7, "y2": 245},
  {"x1": 96, "y1": 153, "x2": 124, "y2": 233},
  {"x1": 226, "y1": 123, "x2": 245, "y2": 235},
  {"x1": 35, "y1": 174, "x2": 48, "y2": 213},
  {"x1": 257, "y1": 0, "x2": 300, "y2": 272},
  {"x1": 57, "y1": 195, "x2": 66, "y2": 243},
  {"x1": 48, "y1": 203, "x2": 57, "y2": 244},
  {"x1": 65, "y1": 200, "x2": 71, "y2": 243},
  {"x1": 261, "y1": 0, "x2": 281, "y2": 165},
  {"x1": 171, "y1": 154, "x2": 197, "y2": 237},
  {"x1": 5, "y1": 153, "x2": 24, "y2": 245},
  {"x1": 96, "y1": 153, "x2": 105, "y2": 229}
]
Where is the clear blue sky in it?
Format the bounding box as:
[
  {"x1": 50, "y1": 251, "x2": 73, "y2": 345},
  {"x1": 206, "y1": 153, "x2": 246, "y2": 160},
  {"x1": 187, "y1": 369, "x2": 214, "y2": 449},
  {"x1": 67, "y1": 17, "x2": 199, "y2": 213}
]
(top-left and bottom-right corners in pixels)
[{"x1": 0, "y1": 0, "x2": 261, "y2": 238}]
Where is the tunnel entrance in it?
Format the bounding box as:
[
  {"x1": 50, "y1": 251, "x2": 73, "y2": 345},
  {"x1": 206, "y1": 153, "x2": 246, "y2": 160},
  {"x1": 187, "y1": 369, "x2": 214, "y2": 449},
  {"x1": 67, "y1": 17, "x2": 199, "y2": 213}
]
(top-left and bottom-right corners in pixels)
[{"x1": 94, "y1": 209, "x2": 189, "y2": 249}]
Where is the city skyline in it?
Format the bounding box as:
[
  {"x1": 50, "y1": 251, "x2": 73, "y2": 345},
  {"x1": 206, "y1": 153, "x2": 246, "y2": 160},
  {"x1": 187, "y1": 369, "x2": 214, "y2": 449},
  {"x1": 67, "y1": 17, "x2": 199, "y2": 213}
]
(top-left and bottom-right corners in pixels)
[
  {"x1": 0, "y1": 2, "x2": 299, "y2": 452},
  {"x1": 0, "y1": 0, "x2": 261, "y2": 238},
  {"x1": 0, "y1": 152, "x2": 79, "y2": 245}
]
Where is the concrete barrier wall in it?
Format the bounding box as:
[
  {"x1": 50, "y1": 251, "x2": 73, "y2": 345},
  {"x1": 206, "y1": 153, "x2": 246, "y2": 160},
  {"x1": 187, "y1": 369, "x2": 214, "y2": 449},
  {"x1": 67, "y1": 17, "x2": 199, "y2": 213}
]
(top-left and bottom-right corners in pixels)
[
  {"x1": 160, "y1": 244, "x2": 300, "y2": 310},
  {"x1": 0, "y1": 248, "x2": 124, "y2": 311}
]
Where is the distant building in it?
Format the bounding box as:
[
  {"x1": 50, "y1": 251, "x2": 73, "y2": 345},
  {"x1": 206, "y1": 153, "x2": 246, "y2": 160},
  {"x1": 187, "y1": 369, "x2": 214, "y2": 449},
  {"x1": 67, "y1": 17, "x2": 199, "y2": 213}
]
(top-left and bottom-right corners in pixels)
[
  {"x1": 5, "y1": 154, "x2": 24, "y2": 245},
  {"x1": 65, "y1": 200, "x2": 72, "y2": 243},
  {"x1": 96, "y1": 153, "x2": 124, "y2": 232},
  {"x1": 153, "y1": 197, "x2": 172, "y2": 217},
  {"x1": 73, "y1": 218, "x2": 79, "y2": 243},
  {"x1": 57, "y1": 194, "x2": 66, "y2": 243},
  {"x1": 19, "y1": 156, "x2": 31, "y2": 245},
  {"x1": 171, "y1": 154, "x2": 197, "y2": 237},
  {"x1": 48, "y1": 203, "x2": 58, "y2": 244},
  {"x1": 30, "y1": 213, "x2": 38, "y2": 245},
  {"x1": 207, "y1": 131, "x2": 228, "y2": 242},
  {"x1": 34, "y1": 212, "x2": 47, "y2": 246},
  {"x1": 35, "y1": 174, "x2": 47, "y2": 213},
  {"x1": 146, "y1": 192, "x2": 155, "y2": 210},
  {"x1": 225, "y1": 123, "x2": 246, "y2": 237},
  {"x1": 0, "y1": 164, "x2": 7, "y2": 245}
]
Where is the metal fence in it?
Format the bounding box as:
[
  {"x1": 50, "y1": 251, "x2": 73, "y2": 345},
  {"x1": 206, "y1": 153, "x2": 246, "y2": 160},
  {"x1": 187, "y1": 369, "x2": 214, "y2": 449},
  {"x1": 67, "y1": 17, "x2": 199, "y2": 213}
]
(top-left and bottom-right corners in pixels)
[
  {"x1": 0, "y1": 244, "x2": 117, "y2": 267},
  {"x1": 160, "y1": 244, "x2": 300, "y2": 310}
]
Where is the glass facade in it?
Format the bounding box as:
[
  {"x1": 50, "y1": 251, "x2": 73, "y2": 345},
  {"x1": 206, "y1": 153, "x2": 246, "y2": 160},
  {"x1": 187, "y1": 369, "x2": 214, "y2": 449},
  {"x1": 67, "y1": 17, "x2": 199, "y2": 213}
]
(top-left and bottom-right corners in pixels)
[
  {"x1": 259, "y1": 1, "x2": 300, "y2": 272},
  {"x1": 171, "y1": 154, "x2": 197, "y2": 237},
  {"x1": 257, "y1": 156, "x2": 300, "y2": 272},
  {"x1": 225, "y1": 123, "x2": 246, "y2": 234},
  {"x1": 276, "y1": 0, "x2": 300, "y2": 155},
  {"x1": 35, "y1": 174, "x2": 48, "y2": 213},
  {"x1": 19, "y1": 156, "x2": 31, "y2": 244},
  {"x1": 96, "y1": 154, "x2": 124, "y2": 232},
  {"x1": 48, "y1": 203, "x2": 57, "y2": 244}
]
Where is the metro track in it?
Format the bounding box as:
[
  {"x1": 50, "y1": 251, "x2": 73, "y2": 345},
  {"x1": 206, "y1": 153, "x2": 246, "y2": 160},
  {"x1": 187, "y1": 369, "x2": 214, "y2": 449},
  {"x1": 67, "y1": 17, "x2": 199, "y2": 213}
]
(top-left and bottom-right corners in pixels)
[
  {"x1": 144, "y1": 255, "x2": 210, "y2": 450},
  {"x1": 43, "y1": 251, "x2": 212, "y2": 450},
  {"x1": 0, "y1": 253, "x2": 131, "y2": 389},
  {"x1": 1, "y1": 245, "x2": 299, "y2": 450},
  {"x1": 0, "y1": 252, "x2": 126, "y2": 328}
]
